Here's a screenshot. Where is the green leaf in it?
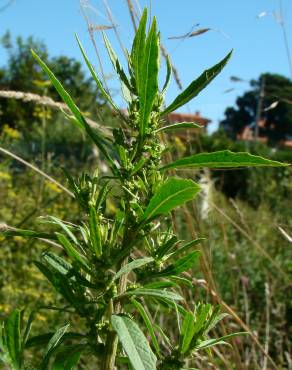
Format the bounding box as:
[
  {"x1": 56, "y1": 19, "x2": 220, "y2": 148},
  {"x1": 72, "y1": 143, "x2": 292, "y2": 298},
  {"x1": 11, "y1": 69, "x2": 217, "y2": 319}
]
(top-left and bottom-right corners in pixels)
[
  {"x1": 203, "y1": 305, "x2": 228, "y2": 335},
  {"x1": 138, "y1": 17, "x2": 160, "y2": 136},
  {"x1": 194, "y1": 332, "x2": 248, "y2": 351},
  {"x1": 170, "y1": 238, "x2": 205, "y2": 259},
  {"x1": 157, "y1": 251, "x2": 200, "y2": 277},
  {"x1": 192, "y1": 304, "x2": 212, "y2": 337},
  {"x1": 156, "y1": 236, "x2": 179, "y2": 260},
  {"x1": 113, "y1": 257, "x2": 154, "y2": 281},
  {"x1": 32, "y1": 49, "x2": 117, "y2": 172},
  {"x1": 144, "y1": 281, "x2": 177, "y2": 289},
  {"x1": 141, "y1": 177, "x2": 200, "y2": 222},
  {"x1": 111, "y1": 315, "x2": 157, "y2": 370},
  {"x1": 46, "y1": 216, "x2": 78, "y2": 245},
  {"x1": 0, "y1": 228, "x2": 56, "y2": 240},
  {"x1": 162, "y1": 54, "x2": 172, "y2": 94},
  {"x1": 22, "y1": 311, "x2": 35, "y2": 346},
  {"x1": 40, "y1": 324, "x2": 69, "y2": 370},
  {"x1": 155, "y1": 122, "x2": 202, "y2": 133},
  {"x1": 56, "y1": 233, "x2": 90, "y2": 272},
  {"x1": 131, "y1": 299, "x2": 160, "y2": 355},
  {"x1": 75, "y1": 35, "x2": 118, "y2": 112},
  {"x1": 1, "y1": 309, "x2": 22, "y2": 369},
  {"x1": 52, "y1": 345, "x2": 84, "y2": 370},
  {"x1": 102, "y1": 32, "x2": 133, "y2": 93},
  {"x1": 160, "y1": 150, "x2": 288, "y2": 171},
  {"x1": 179, "y1": 312, "x2": 195, "y2": 354},
  {"x1": 119, "y1": 288, "x2": 182, "y2": 301},
  {"x1": 42, "y1": 251, "x2": 72, "y2": 276},
  {"x1": 88, "y1": 206, "x2": 102, "y2": 257},
  {"x1": 31, "y1": 50, "x2": 85, "y2": 129},
  {"x1": 26, "y1": 332, "x2": 83, "y2": 349},
  {"x1": 131, "y1": 8, "x2": 148, "y2": 93},
  {"x1": 161, "y1": 51, "x2": 232, "y2": 116},
  {"x1": 42, "y1": 251, "x2": 95, "y2": 289}
]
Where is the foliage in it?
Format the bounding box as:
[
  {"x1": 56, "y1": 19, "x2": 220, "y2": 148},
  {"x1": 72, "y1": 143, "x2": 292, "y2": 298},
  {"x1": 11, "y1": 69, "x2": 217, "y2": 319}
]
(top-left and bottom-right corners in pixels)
[
  {"x1": 189, "y1": 131, "x2": 292, "y2": 212},
  {"x1": 220, "y1": 73, "x2": 292, "y2": 143},
  {"x1": 0, "y1": 8, "x2": 288, "y2": 370},
  {"x1": 0, "y1": 32, "x2": 112, "y2": 131}
]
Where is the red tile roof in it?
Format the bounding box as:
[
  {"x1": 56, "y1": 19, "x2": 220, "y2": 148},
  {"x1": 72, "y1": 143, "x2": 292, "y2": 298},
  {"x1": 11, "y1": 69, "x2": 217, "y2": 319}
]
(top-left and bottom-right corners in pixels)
[{"x1": 167, "y1": 111, "x2": 211, "y2": 126}]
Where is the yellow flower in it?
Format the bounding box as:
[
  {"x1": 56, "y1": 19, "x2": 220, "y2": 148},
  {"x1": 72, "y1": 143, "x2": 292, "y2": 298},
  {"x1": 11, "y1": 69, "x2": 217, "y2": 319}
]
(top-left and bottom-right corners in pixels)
[
  {"x1": 45, "y1": 181, "x2": 62, "y2": 194},
  {"x1": 2, "y1": 124, "x2": 21, "y2": 140},
  {"x1": 0, "y1": 171, "x2": 11, "y2": 181}
]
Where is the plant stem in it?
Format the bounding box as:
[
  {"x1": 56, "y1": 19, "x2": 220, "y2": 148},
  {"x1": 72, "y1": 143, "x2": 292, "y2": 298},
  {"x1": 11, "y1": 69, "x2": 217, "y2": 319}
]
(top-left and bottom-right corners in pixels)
[
  {"x1": 101, "y1": 257, "x2": 129, "y2": 370},
  {"x1": 102, "y1": 201, "x2": 132, "y2": 370}
]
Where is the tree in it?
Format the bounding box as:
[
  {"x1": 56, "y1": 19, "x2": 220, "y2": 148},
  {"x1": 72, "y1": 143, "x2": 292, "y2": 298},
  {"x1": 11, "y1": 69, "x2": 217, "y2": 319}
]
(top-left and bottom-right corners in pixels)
[
  {"x1": 220, "y1": 73, "x2": 292, "y2": 144},
  {"x1": 0, "y1": 32, "x2": 108, "y2": 130}
]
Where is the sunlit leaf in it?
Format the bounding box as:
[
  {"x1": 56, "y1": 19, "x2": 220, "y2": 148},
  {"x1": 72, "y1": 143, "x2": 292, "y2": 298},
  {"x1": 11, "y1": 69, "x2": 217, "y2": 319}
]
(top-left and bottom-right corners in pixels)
[
  {"x1": 102, "y1": 32, "x2": 133, "y2": 93},
  {"x1": 138, "y1": 17, "x2": 160, "y2": 136},
  {"x1": 155, "y1": 122, "x2": 202, "y2": 133},
  {"x1": 75, "y1": 35, "x2": 118, "y2": 112},
  {"x1": 131, "y1": 8, "x2": 148, "y2": 93},
  {"x1": 161, "y1": 51, "x2": 232, "y2": 116},
  {"x1": 160, "y1": 150, "x2": 288, "y2": 170},
  {"x1": 141, "y1": 177, "x2": 200, "y2": 222},
  {"x1": 162, "y1": 54, "x2": 172, "y2": 94}
]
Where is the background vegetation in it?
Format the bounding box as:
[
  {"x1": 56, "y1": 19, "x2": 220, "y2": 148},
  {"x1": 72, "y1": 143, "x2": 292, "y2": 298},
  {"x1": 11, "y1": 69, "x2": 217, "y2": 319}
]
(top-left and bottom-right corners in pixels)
[{"x1": 0, "y1": 9, "x2": 291, "y2": 370}]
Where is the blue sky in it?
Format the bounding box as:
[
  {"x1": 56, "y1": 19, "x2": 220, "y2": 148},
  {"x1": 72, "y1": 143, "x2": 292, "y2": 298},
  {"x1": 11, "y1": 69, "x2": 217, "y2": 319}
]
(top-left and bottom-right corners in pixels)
[{"x1": 0, "y1": 0, "x2": 291, "y2": 132}]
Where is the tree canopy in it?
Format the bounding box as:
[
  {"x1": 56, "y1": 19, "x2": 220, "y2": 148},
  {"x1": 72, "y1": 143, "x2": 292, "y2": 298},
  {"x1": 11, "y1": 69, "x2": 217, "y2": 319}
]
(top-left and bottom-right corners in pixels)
[
  {"x1": 220, "y1": 73, "x2": 292, "y2": 144},
  {"x1": 0, "y1": 32, "x2": 108, "y2": 130}
]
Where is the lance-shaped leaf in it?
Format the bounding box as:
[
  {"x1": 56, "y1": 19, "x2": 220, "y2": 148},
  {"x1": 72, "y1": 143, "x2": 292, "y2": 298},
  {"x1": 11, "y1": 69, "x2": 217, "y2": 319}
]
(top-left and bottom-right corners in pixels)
[
  {"x1": 111, "y1": 315, "x2": 157, "y2": 370},
  {"x1": 160, "y1": 150, "x2": 288, "y2": 171},
  {"x1": 156, "y1": 236, "x2": 179, "y2": 260},
  {"x1": 0, "y1": 227, "x2": 57, "y2": 240},
  {"x1": 131, "y1": 8, "x2": 148, "y2": 93},
  {"x1": 141, "y1": 177, "x2": 200, "y2": 222},
  {"x1": 118, "y1": 288, "x2": 182, "y2": 301},
  {"x1": 113, "y1": 257, "x2": 154, "y2": 281},
  {"x1": 1, "y1": 309, "x2": 22, "y2": 369},
  {"x1": 170, "y1": 238, "x2": 205, "y2": 259},
  {"x1": 102, "y1": 32, "x2": 133, "y2": 93},
  {"x1": 155, "y1": 122, "x2": 202, "y2": 133},
  {"x1": 31, "y1": 50, "x2": 84, "y2": 129},
  {"x1": 32, "y1": 49, "x2": 116, "y2": 172},
  {"x1": 88, "y1": 206, "x2": 102, "y2": 257},
  {"x1": 157, "y1": 251, "x2": 200, "y2": 277},
  {"x1": 131, "y1": 299, "x2": 160, "y2": 355},
  {"x1": 139, "y1": 17, "x2": 160, "y2": 136},
  {"x1": 40, "y1": 325, "x2": 69, "y2": 370},
  {"x1": 162, "y1": 54, "x2": 172, "y2": 94},
  {"x1": 56, "y1": 233, "x2": 90, "y2": 272},
  {"x1": 161, "y1": 51, "x2": 232, "y2": 116},
  {"x1": 52, "y1": 344, "x2": 84, "y2": 370},
  {"x1": 42, "y1": 251, "x2": 95, "y2": 289},
  {"x1": 179, "y1": 311, "x2": 196, "y2": 354},
  {"x1": 75, "y1": 35, "x2": 118, "y2": 112},
  {"x1": 194, "y1": 332, "x2": 248, "y2": 351}
]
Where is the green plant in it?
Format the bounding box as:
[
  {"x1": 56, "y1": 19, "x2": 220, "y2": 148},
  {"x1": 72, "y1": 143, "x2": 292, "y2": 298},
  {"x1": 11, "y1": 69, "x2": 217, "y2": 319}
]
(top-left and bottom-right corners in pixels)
[{"x1": 0, "y1": 8, "x2": 287, "y2": 370}]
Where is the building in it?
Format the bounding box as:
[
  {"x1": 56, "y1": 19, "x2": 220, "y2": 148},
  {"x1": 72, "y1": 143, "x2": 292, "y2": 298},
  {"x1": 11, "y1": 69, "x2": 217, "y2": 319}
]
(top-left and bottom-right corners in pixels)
[
  {"x1": 166, "y1": 111, "x2": 211, "y2": 140},
  {"x1": 236, "y1": 119, "x2": 292, "y2": 149},
  {"x1": 167, "y1": 111, "x2": 211, "y2": 128}
]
